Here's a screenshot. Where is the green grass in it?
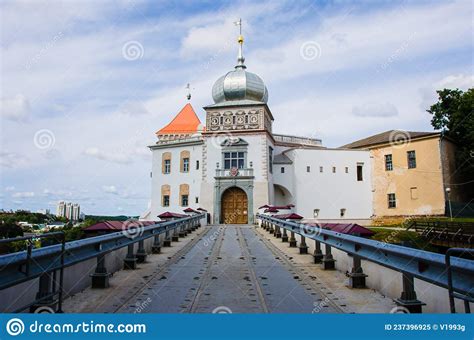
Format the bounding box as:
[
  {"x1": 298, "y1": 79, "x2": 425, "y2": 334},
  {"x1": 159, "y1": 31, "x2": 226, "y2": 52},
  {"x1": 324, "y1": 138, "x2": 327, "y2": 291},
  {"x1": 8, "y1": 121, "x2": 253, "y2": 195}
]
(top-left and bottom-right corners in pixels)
[{"x1": 369, "y1": 228, "x2": 436, "y2": 252}]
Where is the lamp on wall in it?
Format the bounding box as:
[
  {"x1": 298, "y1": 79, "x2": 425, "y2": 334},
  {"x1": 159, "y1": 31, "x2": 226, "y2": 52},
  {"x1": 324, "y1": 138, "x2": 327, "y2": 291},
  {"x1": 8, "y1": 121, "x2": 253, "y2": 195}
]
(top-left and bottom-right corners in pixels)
[
  {"x1": 446, "y1": 187, "x2": 452, "y2": 221},
  {"x1": 216, "y1": 162, "x2": 220, "y2": 169},
  {"x1": 250, "y1": 161, "x2": 253, "y2": 168}
]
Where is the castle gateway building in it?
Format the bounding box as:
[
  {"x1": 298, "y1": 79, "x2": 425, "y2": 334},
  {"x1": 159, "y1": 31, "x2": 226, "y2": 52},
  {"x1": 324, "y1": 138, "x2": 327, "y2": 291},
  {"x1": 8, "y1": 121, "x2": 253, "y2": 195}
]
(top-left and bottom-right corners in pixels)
[{"x1": 142, "y1": 34, "x2": 373, "y2": 224}]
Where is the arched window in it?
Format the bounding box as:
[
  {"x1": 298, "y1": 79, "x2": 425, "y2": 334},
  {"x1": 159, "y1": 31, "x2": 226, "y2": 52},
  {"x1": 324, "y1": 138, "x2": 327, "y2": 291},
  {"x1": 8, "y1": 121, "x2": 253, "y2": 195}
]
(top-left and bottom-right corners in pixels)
[
  {"x1": 179, "y1": 184, "x2": 189, "y2": 207},
  {"x1": 180, "y1": 150, "x2": 190, "y2": 173},
  {"x1": 161, "y1": 185, "x2": 170, "y2": 207},
  {"x1": 162, "y1": 152, "x2": 171, "y2": 174}
]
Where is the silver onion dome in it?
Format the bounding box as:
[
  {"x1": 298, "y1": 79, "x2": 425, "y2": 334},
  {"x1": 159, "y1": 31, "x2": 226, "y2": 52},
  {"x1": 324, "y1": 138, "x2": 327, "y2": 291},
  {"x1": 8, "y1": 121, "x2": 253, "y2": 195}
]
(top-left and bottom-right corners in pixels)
[{"x1": 211, "y1": 29, "x2": 268, "y2": 104}]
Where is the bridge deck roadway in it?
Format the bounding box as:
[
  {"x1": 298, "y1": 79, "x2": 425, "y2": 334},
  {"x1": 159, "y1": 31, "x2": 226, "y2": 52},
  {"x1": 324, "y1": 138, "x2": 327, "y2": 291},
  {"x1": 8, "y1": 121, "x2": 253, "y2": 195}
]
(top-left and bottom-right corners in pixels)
[{"x1": 63, "y1": 225, "x2": 394, "y2": 313}]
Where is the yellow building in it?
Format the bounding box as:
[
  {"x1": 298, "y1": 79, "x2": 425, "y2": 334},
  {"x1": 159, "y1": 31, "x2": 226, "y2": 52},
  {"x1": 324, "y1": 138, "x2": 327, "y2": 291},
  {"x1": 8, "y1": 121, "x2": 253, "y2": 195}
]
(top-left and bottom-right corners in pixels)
[{"x1": 343, "y1": 130, "x2": 463, "y2": 218}]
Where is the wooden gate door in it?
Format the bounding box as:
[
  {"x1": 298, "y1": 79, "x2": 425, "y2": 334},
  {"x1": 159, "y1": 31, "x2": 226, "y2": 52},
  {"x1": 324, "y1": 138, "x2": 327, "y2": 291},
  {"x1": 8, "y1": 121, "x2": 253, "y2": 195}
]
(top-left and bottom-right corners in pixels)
[{"x1": 221, "y1": 187, "x2": 248, "y2": 224}]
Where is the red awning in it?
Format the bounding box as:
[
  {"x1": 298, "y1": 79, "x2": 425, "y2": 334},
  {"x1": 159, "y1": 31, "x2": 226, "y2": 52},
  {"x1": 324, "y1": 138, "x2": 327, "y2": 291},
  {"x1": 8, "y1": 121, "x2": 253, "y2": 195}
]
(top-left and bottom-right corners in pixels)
[
  {"x1": 273, "y1": 213, "x2": 304, "y2": 220},
  {"x1": 158, "y1": 211, "x2": 187, "y2": 218},
  {"x1": 306, "y1": 223, "x2": 374, "y2": 237}
]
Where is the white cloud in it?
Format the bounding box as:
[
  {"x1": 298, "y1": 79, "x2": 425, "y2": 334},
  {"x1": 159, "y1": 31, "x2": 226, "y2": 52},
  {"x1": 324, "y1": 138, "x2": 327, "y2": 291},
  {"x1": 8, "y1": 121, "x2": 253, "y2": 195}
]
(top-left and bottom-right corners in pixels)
[
  {"x1": 12, "y1": 192, "x2": 35, "y2": 198},
  {"x1": 117, "y1": 100, "x2": 150, "y2": 116},
  {"x1": 102, "y1": 185, "x2": 118, "y2": 194},
  {"x1": 436, "y1": 74, "x2": 474, "y2": 90},
  {"x1": 0, "y1": 151, "x2": 29, "y2": 168},
  {"x1": 352, "y1": 102, "x2": 399, "y2": 118},
  {"x1": 0, "y1": 94, "x2": 30, "y2": 121},
  {"x1": 84, "y1": 147, "x2": 133, "y2": 164},
  {"x1": 5, "y1": 186, "x2": 15, "y2": 192}
]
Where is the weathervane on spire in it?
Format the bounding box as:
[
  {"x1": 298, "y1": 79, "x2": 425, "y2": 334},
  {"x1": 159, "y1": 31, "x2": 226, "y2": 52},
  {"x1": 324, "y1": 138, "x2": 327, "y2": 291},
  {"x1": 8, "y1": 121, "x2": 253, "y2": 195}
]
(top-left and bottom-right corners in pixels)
[
  {"x1": 234, "y1": 18, "x2": 246, "y2": 69},
  {"x1": 186, "y1": 83, "x2": 192, "y2": 100}
]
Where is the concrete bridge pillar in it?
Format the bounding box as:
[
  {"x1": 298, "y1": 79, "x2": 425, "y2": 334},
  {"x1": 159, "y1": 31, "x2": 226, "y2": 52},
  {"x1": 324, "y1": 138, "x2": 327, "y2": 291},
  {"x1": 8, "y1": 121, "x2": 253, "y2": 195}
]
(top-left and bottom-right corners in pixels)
[
  {"x1": 281, "y1": 228, "x2": 288, "y2": 242},
  {"x1": 313, "y1": 240, "x2": 323, "y2": 263},
  {"x1": 274, "y1": 226, "x2": 282, "y2": 238},
  {"x1": 289, "y1": 231, "x2": 297, "y2": 248},
  {"x1": 179, "y1": 223, "x2": 186, "y2": 238},
  {"x1": 395, "y1": 273, "x2": 425, "y2": 313},
  {"x1": 172, "y1": 226, "x2": 179, "y2": 242},
  {"x1": 30, "y1": 272, "x2": 56, "y2": 312},
  {"x1": 163, "y1": 230, "x2": 172, "y2": 247},
  {"x1": 321, "y1": 244, "x2": 336, "y2": 270},
  {"x1": 268, "y1": 222, "x2": 274, "y2": 234},
  {"x1": 91, "y1": 252, "x2": 111, "y2": 288},
  {"x1": 152, "y1": 233, "x2": 161, "y2": 254},
  {"x1": 347, "y1": 255, "x2": 367, "y2": 288},
  {"x1": 124, "y1": 244, "x2": 137, "y2": 269},
  {"x1": 136, "y1": 240, "x2": 147, "y2": 263},
  {"x1": 299, "y1": 235, "x2": 308, "y2": 254}
]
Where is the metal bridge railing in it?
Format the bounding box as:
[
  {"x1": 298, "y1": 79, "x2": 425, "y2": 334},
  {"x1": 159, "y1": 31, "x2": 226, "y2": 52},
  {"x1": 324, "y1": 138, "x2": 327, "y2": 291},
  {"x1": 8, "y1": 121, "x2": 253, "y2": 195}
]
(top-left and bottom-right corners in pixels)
[
  {"x1": 257, "y1": 213, "x2": 474, "y2": 313},
  {"x1": 0, "y1": 213, "x2": 205, "y2": 313}
]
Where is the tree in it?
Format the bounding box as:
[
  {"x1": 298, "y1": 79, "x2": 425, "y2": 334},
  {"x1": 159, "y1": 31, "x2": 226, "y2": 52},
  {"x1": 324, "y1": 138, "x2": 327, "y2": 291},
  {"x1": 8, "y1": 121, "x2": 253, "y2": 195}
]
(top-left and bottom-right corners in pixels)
[{"x1": 428, "y1": 88, "x2": 474, "y2": 175}]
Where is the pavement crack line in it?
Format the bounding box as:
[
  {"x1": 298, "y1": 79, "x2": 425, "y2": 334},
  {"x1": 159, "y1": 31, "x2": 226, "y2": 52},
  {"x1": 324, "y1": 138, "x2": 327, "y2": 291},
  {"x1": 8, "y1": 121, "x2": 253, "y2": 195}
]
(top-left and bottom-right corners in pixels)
[{"x1": 236, "y1": 226, "x2": 270, "y2": 313}]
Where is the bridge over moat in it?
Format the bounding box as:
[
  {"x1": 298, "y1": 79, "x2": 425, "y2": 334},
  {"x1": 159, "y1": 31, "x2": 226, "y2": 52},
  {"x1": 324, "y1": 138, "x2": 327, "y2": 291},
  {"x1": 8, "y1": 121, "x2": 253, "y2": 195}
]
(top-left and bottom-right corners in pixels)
[{"x1": 0, "y1": 214, "x2": 473, "y2": 314}]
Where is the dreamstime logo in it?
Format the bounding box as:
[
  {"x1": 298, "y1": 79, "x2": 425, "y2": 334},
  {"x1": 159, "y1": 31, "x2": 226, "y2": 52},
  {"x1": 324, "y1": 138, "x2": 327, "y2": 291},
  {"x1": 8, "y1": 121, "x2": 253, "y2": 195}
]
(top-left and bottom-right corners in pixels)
[
  {"x1": 122, "y1": 219, "x2": 144, "y2": 239},
  {"x1": 33, "y1": 129, "x2": 55, "y2": 150},
  {"x1": 6, "y1": 318, "x2": 24, "y2": 336},
  {"x1": 212, "y1": 306, "x2": 232, "y2": 314},
  {"x1": 388, "y1": 130, "x2": 411, "y2": 149},
  {"x1": 300, "y1": 41, "x2": 322, "y2": 61},
  {"x1": 122, "y1": 41, "x2": 144, "y2": 61},
  {"x1": 209, "y1": 131, "x2": 236, "y2": 149},
  {"x1": 34, "y1": 306, "x2": 55, "y2": 314},
  {"x1": 300, "y1": 223, "x2": 322, "y2": 238},
  {"x1": 390, "y1": 306, "x2": 411, "y2": 314}
]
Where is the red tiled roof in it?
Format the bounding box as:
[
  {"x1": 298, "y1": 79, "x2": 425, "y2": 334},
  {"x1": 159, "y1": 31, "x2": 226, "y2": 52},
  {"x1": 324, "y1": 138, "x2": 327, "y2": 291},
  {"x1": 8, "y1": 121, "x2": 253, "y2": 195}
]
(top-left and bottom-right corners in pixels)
[
  {"x1": 264, "y1": 207, "x2": 280, "y2": 213},
  {"x1": 258, "y1": 204, "x2": 270, "y2": 209},
  {"x1": 156, "y1": 103, "x2": 203, "y2": 135},
  {"x1": 183, "y1": 208, "x2": 199, "y2": 213}
]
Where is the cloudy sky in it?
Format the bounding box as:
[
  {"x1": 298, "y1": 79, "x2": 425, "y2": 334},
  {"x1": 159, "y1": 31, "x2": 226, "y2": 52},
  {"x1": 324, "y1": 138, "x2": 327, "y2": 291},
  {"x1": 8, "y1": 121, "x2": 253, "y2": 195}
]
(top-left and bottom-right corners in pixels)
[{"x1": 1, "y1": 0, "x2": 472, "y2": 215}]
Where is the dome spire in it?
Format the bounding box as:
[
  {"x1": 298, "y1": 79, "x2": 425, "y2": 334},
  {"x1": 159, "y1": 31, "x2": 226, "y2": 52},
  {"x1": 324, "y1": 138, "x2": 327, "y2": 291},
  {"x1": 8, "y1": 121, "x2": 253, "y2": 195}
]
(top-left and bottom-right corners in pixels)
[{"x1": 234, "y1": 18, "x2": 246, "y2": 69}]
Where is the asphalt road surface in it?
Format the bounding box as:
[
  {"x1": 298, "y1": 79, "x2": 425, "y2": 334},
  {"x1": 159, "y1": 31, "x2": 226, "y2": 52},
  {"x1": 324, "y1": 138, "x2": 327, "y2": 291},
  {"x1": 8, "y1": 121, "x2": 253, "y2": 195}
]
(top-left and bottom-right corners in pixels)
[{"x1": 117, "y1": 225, "x2": 342, "y2": 313}]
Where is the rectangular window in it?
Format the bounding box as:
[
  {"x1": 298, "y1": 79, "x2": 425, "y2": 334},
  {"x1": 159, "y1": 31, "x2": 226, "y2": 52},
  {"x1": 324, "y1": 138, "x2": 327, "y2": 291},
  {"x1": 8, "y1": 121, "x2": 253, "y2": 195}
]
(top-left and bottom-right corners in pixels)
[
  {"x1": 357, "y1": 164, "x2": 363, "y2": 181},
  {"x1": 196, "y1": 160, "x2": 200, "y2": 170},
  {"x1": 410, "y1": 187, "x2": 418, "y2": 200},
  {"x1": 281, "y1": 167, "x2": 285, "y2": 173},
  {"x1": 164, "y1": 159, "x2": 171, "y2": 174},
  {"x1": 163, "y1": 195, "x2": 170, "y2": 207},
  {"x1": 269, "y1": 146, "x2": 273, "y2": 174},
  {"x1": 407, "y1": 150, "x2": 416, "y2": 169},
  {"x1": 385, "y1": 154, "x2": 393, "y2": 171},
  {"x1": 224, "y1": 151, "x2": 245, "y2": 169},
  {"x1": 307, "y1": 166, "x2": 311, "y2": 172},
  {"x1": 388, "y1": 193, "x2": 396, "y2": 208},
  {"x1": 345, "y1": 167, "x2": 349, "y2": 173},
  {"x1": 181, "y1": 195, "x2": 189, "y2": 207},
  {"x1": 319, "y1": 166, "x2": 323, "y2": 173},
  {"x1": 332, "y1": 166, "x2": 336, "y2": 173},
  {"x1": 183, "y1": 158, "x2": 190, "y2": 172}
]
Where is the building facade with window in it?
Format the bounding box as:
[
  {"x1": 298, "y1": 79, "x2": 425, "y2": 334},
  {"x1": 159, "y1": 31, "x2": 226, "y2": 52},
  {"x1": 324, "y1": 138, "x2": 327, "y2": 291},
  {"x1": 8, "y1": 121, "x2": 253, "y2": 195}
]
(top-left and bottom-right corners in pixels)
[
  {"x1": 142, "y1": 33, "x2": 374, "y2": 224},
  {"x1": 342, "y1": 130, "x2": 463, "y2": 217}
]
